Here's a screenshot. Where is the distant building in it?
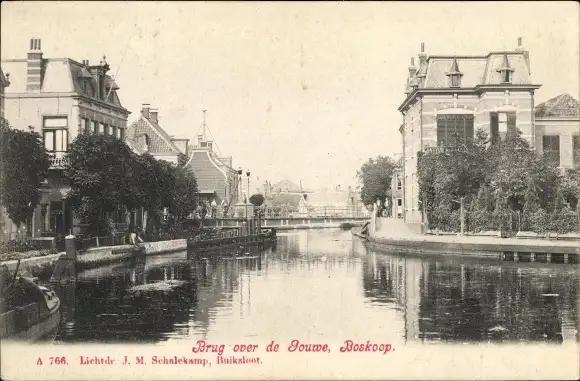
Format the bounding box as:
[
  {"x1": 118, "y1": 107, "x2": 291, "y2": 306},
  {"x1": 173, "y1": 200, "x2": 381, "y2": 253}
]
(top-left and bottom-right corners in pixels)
[
  {"x1": 390, "y1": 154, "x2": 404, "y2": 219},
  {"x1": 125, "y1": 104, "x2": 188, "y2": 163},
  {"x1": 1, "y1": 38, "x2": 130, "y2": 241},
  {"x1": 534, "y1": 93, "x2": 580, "y2": 168},
  {"x1": 398, "y1": 38, "x2": 541, "y2": 230},
  {"x1": 183, "y1": 130, "x2": 239, "y2": 208}
]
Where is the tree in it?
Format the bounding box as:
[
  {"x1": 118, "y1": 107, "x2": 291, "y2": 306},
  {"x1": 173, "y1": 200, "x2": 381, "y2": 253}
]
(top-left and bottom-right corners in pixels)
[
  {"x1": 0, "y1": 119, "x2": 50, "y2": 227},
  {"x1": 172, "y1": 164, "x2": 198, "y2": 221},
  {"x1": 249, "y1": 193, "x2": 265, "y2": 206},
  {"x1": 64, "y1": 134, "x2": 141, "y2": 236},
  {"x1": 356, "y1": 156, "x2": 397, "y2": 209},
  {"x1": 521, "y1": 177, "x2": 541, "y2": 231}
]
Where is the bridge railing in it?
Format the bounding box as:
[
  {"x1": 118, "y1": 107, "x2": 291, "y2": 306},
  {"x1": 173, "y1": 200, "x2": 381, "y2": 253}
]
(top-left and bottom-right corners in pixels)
[{"x1": 260, "y1": 207, "x2": 369, "y2": 219}]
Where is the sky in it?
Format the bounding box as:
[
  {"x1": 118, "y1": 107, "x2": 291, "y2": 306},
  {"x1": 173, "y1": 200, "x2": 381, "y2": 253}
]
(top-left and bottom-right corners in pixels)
[{"x1": 2, "y1": 1, "x2": 579, "y2": 191}]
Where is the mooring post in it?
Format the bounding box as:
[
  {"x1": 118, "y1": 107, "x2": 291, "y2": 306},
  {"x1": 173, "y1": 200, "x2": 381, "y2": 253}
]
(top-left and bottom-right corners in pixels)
[
  {"x1": 65, "y1": 234, "x2": 77, "y2": 260},
  {"x1": 564, "y1": 254, "x2": 569, "y2": 264},
  {"x1": 514, "y1": 252, "x2": 519, "y2": 262},
  {"x1": 530, "y1": 252, "x2": 535, "y2": 262},
  {"x1": 546, "y1": 253, "x2": 552, "y2": 263}
]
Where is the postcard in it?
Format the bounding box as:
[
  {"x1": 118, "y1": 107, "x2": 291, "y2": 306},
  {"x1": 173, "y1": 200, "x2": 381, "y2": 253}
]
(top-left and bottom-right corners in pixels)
[{"x1": 1, "y1": 1, "x2": 579, "y2": 380}]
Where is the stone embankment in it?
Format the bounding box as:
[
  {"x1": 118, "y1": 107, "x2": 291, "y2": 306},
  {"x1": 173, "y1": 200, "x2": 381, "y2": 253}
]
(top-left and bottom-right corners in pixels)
[{"x1": 1, "y1": 239, "x2": 187, "y2": 276}]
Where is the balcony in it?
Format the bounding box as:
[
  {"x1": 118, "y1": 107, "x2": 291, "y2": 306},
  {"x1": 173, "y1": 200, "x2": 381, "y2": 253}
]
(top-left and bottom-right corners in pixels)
[
  {"x1": 49, "y1": 156, "x2": 69, "y2": 169},
  {"x1": 423, "y1": 145, "x2": 470, "y2": 155}
]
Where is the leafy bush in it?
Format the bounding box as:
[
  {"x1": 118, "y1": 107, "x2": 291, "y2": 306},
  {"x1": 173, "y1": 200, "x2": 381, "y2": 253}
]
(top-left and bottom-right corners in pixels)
[{"x1": 548, "y1": 207, "x2": 579, "y2": 234}]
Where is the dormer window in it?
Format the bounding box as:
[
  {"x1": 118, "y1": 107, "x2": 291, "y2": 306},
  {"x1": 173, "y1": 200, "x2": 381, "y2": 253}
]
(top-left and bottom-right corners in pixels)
[
  {"x1": 445, "y1": 57, "x2": 463, "y2": 88},
  {"x1": 497, "y1": 53, "x2": 515, "y2": 84}
]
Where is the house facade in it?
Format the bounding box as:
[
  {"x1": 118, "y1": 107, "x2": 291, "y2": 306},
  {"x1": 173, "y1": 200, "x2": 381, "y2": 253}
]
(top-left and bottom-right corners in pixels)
[
  {"x1": 1, "y1": 38, "x2": 130, "y2": 241},
  {"x1": 184, "y1": 132, "x2": 239, "y2": 209},
  {"x1": 398, "y1": 38, "x2": 541, "y2": 230},
  {"x1": 534, "y1": 93, "x2": 580, "y2": 168}
]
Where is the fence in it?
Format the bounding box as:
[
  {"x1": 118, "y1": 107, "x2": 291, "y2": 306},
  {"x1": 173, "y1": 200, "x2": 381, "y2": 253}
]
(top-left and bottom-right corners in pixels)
[
  {"x1": 77, "y1": 233, "x2": 127, "y2": 252},
  {"x1": 189, "y1": 228, "x2": 240, "y2": 243}
]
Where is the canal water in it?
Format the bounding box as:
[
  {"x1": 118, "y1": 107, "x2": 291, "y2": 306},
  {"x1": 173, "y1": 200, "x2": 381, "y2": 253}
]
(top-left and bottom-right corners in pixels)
[{"x1": 52, "y1": 229, "x2": 579, "y2": 344}]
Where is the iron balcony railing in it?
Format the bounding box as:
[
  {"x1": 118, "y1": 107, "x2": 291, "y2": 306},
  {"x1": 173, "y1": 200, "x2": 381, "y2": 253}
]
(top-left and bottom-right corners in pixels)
[{"x1": 49, "y1": 156, "x2": 69, "y2": 169}]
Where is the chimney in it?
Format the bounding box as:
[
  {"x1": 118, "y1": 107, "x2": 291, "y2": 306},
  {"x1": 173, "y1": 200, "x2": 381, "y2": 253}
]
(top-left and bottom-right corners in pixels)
[
  {"x1": 141, "y1": 104, "x2": 150, "y2": 119},
  {"x1": 150, "y1": 109, "x2": 159, "y2": 124},
  {"x1": 417, "y1": 41, "x2": 428, "y2": 86},
  {"x1": 27, "y1": 38, "x2": 43, "y2": 92}
]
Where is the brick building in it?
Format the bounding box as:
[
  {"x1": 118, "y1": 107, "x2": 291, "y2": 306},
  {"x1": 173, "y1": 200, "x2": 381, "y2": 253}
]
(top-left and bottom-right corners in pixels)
[
  {"x1": 398, "y1": 38, "x2": 541, "y2": 230},
  {"x1": 125, "y1": 104, "x2": 189, "y2": 163},
  {"x1": 1, "y1": 38, "x2": 130, "y2": 241},
  {"x1": 397, "y1": 38, "x2": 579, "y2": 230}
]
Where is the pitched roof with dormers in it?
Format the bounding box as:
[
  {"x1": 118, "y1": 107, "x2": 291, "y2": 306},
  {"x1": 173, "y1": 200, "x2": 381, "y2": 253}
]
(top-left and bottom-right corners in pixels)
[
  {"x1": 1, "y1": 58, "x2": 125, "y2": 110},
  {"x1": 125, "y1": 114, "x2": 181, "y2": 156},
  {"x1": 422, "y1": 52, "x2": 531, "y2": 88},
  {"x1": 535, "y1": 93, "x2": 579, "y2": 118}
]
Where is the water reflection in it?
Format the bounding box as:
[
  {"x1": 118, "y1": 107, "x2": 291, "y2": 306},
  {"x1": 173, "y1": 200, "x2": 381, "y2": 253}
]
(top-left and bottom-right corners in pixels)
[
  {"x1": 363, "y1": 251, "x2": 579, "y2": 344},
  {"x1": 52, "y1": 230, "x2": 579, "y2": 345}
]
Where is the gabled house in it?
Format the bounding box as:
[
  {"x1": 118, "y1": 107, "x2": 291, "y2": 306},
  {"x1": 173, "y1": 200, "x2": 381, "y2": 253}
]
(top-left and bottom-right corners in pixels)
[
  {"x1": 125, "y1": 104, "x2": 189, "y2": 163},
  {"x1": 183, "y1": 132, "x2": 239, "y2": 208}
]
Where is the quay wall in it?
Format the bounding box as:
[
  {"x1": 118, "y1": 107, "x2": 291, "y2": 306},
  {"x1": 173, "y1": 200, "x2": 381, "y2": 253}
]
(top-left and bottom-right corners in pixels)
[
  {"x1": 1, "y1": 239, "x2": 188, "y2": 276},
  {"x1": 353, "y1": 230, "x2": 580, "y2": 263}
]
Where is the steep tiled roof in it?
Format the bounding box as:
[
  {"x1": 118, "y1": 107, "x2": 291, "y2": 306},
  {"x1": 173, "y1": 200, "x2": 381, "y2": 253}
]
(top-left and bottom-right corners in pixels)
[
  {"x1": 1, "y1": 58, "x2": 124, "y2": 108},
  {"x1": 535, "y1": 93, "x2": 579, "y2": 118},
  {"x1": 126, "y1": 116, "x2": 181, "y2": 156},
  {"x1": 422, "y1": 52, "x2": 531, "y2": 88}
]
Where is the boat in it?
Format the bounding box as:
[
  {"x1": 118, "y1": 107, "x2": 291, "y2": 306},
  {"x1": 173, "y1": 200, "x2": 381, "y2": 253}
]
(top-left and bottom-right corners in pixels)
[{"x1": 0, "y1": 260, "x2": 61, "y2": 341}]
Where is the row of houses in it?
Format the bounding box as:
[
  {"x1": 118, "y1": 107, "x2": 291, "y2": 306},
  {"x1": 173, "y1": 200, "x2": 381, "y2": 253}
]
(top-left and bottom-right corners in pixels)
[
  {"x1": 390, "y1": 38, "x2": 580, "y2": 231},
  {"x1": 0, "y1": 38, "x2": 241, "y2": 242}
]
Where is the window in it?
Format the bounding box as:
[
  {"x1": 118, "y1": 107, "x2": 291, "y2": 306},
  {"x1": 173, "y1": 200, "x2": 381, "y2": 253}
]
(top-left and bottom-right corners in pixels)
[
  {"x1": 450, "y1": 74, "x2": 461, "y2": 87},
  {"x1": 436, "y1": 114, "x2": 474, "y2": 147},
  {"x1": 543, "y1": 135, "x2": 560, "y2": 167},
  {"x1": 119, "y1": 128, "x2": 125, "y2": 140},
  {"x1": 43, "y1": 117, "x2": 68, "y2": 158},
  {"x1": 502, "y1": 71, "x2": 511, "y2": 83},
  {"x1": 81, "y1": 118, "x2": 90, "y2": 134},
  {"x1": 92, "y1": 121, "x2": 98, "y2": 134},
  {"x1": 107, "y1": 124, "x2": 114, "y2": 136},
  {"x1": 112, "y1": 126, "x2": 118, "y2": 138},
  {"x1": 573, "y1": 135, "x2": 580, "y2": 165},
  {"x1": 396, "y1": 174, "x2": 402, "y2": 191},
  {"x1": 43, "y1": 129, "x2": 68, "y2": 157},
  {"x1": 489, "y1": 112, "x2": 516, "y2": 144},
  {"x1": 99, "y1": 123, "x2": 105, "y2": 135}
]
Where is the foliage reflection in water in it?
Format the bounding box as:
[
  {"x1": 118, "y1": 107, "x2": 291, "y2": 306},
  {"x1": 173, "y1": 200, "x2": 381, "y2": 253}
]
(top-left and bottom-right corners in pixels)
[{"x1": 52, "y1": 229, "x2": 578, "y2": 344}]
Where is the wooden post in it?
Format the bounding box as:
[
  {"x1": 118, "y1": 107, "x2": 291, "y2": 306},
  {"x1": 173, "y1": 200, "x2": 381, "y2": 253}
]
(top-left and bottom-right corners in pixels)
[
  {"x1": 564, "y1": 254, "x2": 569, "y2": 264},
  {"x1": 546, "y1": 253, "x2": 552, "y2": 263},
  {"x1": 460, "y1": 197, "x2": 465, "y2": 236},
  {"x1": 514, "y1": 252, "x2": 519, "y2": 262}
]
